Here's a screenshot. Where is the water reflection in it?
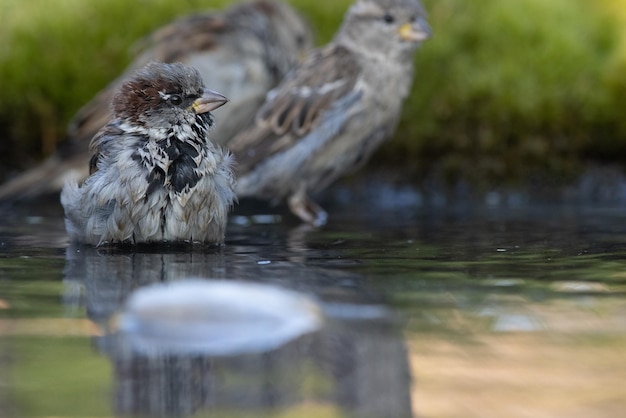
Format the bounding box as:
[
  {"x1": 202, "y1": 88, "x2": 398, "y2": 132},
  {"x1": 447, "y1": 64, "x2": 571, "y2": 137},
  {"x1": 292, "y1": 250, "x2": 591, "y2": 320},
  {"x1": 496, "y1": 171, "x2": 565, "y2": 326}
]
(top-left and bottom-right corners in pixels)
[
  {"x1": 62, "y1": 235, "x2": 413, "y2": 418},
  {"x1": 3, "y1": 191, "x2": 626, "y2": 418}
]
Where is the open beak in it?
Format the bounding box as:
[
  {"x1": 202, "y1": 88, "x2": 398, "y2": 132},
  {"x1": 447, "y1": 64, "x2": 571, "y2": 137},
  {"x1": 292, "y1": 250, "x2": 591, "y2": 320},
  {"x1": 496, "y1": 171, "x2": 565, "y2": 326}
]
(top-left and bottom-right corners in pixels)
[
  {"x1": 398, "y1": 17, "x2": 431, "y2": 42},
  {"x1": 192, "y1": 89, "x2": 228, "y2": 114}
]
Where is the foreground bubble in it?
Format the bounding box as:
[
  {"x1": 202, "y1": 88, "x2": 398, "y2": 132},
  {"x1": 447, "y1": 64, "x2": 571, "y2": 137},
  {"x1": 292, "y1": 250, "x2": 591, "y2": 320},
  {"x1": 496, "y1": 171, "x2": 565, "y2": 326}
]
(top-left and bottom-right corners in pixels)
[{"x1": 116, "y1": 279, "x2": 322, "y2": 356}]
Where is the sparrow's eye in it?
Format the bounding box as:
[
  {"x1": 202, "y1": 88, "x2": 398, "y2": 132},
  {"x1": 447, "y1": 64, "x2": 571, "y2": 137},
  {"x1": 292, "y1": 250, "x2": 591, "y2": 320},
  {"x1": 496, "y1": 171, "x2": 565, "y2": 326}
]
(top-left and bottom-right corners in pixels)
[
  {"x1": 383, "y1": 13, "x2": 395, "y2": 24},
  {"x1": 169, "y1": 94, "x2": 183, "y2": 106}
]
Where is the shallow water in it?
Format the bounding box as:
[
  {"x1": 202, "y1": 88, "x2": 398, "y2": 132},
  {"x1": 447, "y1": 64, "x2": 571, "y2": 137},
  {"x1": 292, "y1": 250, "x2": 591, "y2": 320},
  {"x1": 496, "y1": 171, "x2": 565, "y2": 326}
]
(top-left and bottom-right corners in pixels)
[{"x1": 1, "y1": 192, "x2": 625, "y2": 418}]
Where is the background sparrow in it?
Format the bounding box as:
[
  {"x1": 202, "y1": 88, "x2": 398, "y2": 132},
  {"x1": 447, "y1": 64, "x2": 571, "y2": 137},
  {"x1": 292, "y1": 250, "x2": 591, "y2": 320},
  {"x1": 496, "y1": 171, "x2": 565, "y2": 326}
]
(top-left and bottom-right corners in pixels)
[
  {"x1": 61, "y1": 62, "x2": 235, "y2": 246},
  {"x1": 229, "y1": 0, "x2": 431, "y2": 225},
  {"x1": 0, "y1": 0, "x2": 312, "y2": 200}
]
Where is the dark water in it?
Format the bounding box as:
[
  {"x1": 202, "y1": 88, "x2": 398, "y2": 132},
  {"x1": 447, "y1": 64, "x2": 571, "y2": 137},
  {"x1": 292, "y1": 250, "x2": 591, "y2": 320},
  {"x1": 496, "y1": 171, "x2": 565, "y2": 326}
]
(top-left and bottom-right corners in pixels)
[{"x1": 1, "y1": 187, "x2": 626, "y2": 418}]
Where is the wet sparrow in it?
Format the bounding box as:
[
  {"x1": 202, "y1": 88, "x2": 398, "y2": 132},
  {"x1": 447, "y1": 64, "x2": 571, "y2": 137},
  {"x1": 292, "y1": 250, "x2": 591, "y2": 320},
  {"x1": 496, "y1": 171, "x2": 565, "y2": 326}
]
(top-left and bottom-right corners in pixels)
[
  {"x1": 0, "y1": 0, "x2": 311, "y2": 200},
  {"x1": 61, "y1": 62, "x2": 235, "y2": 246},
  {"x1": 228, "y1": 0, "x2": 431, "y2": 225}
]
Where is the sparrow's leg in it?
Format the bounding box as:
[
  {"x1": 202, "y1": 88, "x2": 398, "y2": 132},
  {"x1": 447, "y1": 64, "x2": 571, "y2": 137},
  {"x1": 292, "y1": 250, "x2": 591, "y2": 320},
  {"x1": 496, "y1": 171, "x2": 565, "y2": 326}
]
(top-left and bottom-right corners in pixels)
[{"x1": 288, "y1": 187, "x2": 328, "y2": 226}]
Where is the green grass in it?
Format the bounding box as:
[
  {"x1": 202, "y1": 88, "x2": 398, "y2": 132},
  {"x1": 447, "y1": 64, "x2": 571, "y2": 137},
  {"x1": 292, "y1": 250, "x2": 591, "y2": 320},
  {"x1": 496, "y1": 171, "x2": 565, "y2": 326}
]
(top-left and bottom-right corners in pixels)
[
  {"x1": 387, "y1": 0, "x2": 621, "y2": 184},
  {"x1": 1, "y1": 0, "x2": 626, "y2": 184}
]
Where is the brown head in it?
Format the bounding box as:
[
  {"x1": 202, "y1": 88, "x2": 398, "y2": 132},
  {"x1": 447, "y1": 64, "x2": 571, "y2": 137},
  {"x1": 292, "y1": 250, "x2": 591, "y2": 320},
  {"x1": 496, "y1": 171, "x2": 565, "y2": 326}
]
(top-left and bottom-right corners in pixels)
[{"x1": 112, "y1": 62, "x2": 228, "y2": 130}]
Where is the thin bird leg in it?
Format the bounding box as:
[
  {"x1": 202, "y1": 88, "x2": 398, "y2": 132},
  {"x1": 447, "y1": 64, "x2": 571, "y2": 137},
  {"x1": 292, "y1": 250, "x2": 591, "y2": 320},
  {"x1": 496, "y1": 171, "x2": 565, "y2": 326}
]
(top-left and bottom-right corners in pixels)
[{"x1": 287, "y1": 187, "x2": 328, "y2": 226}]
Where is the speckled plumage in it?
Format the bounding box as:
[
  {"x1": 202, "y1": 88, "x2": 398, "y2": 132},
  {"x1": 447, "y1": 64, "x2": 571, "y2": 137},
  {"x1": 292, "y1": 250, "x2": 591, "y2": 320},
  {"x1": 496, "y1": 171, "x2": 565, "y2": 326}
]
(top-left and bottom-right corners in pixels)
[
  {"x1": 228, "y1": 0, "x2": 431, "y2": 225},
  {"x1": 61, "y1": 62, "x2": 235, "y2": 246}
]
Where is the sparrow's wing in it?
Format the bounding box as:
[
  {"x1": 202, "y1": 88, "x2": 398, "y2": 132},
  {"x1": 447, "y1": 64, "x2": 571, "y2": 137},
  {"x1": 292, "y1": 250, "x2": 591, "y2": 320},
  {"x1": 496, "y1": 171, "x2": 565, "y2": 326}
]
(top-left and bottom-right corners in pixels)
[
  {"x1": 131, "y1": 12, "x2": 225, "y2": 64},
  {"x1": 87, "y1": 121, "x2": 128, "y2": 175},
  {"x1": 227, "y1": 44, "x2": 362, "y2": 174}
]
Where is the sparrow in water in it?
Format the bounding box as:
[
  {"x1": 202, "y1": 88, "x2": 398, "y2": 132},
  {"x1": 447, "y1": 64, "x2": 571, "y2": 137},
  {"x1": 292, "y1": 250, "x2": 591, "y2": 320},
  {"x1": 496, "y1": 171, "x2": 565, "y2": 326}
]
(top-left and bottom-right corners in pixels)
[
  {"x1": 61, "y1": 62, "x2": 235, "y2": 246},
  {"x1": 228, "y1": 0, "x2": 431, "y2": 225},
  {"x1": 0, "y1": 0, "x2": 312, "y2": 200}
]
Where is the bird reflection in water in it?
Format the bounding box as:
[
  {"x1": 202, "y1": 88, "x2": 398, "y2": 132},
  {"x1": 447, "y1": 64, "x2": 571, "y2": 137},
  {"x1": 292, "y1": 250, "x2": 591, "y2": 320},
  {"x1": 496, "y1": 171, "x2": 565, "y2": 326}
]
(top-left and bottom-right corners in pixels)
[{"x1": 63, "y1": 239, "x2": 413, "y2": 417}]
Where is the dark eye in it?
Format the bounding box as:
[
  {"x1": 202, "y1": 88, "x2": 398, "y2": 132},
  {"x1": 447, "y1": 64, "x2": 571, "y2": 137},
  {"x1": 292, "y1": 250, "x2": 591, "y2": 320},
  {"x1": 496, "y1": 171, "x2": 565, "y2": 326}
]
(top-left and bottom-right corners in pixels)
[
  {"x1": 169, "y1": 94, "x2": 183, "y2": 105},
  {"x1": 383, "y1": 13, "x2": 395, "y2": 24}
]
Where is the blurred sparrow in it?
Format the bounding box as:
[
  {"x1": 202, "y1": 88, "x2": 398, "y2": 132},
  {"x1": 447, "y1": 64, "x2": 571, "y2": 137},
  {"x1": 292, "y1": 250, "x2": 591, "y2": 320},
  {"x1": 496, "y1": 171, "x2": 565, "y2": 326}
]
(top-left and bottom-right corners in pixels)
[
  {"x1": 228, "y1": 0, "x2": 431, "y2": 225},
  {"x1": 61, "y1": 62, "x2": 235, "y2": 246},
  {"x1": 0, "y1": 0, "x2": 312, "y2": 200}
]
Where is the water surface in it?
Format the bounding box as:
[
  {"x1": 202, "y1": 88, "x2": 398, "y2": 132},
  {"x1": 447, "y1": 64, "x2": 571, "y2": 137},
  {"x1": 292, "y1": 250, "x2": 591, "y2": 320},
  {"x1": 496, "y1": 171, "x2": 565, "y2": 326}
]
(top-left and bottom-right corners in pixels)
[{"x1": 1, "y1": 192, "x2": 625, "y2": 417}]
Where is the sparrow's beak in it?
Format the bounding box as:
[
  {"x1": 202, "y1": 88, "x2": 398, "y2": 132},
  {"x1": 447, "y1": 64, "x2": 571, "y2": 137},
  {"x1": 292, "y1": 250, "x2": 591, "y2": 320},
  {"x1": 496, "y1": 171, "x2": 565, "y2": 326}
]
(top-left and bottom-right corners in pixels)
[
  {"x1": 398, "y1": 18, "x2": 431, "y2": 42},
  {"x1": 192, "y1": 89, "x2": 229, "y2": 114}
]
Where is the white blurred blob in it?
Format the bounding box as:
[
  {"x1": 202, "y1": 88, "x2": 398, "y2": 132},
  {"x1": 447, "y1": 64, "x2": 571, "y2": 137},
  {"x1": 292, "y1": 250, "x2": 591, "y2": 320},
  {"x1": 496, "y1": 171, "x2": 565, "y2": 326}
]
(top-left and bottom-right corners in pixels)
[{"x1": 116, "y1": 279, "x2": 322, "y2": 356}]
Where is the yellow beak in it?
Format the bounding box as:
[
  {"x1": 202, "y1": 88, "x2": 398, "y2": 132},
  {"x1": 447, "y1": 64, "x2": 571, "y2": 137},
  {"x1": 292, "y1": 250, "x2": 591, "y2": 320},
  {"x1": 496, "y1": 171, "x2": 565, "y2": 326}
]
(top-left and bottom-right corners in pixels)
[
  {"x1": 192, "y1": 89, "x2": 229, "y2": 114},
  {"x1": 398, "y1": 21, "x2": 431, "y2": 42}
]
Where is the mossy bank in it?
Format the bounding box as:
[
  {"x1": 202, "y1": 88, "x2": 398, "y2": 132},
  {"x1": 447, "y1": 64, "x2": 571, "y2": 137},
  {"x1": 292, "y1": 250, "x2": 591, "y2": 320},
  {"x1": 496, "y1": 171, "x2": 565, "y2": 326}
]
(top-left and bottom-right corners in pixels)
[{"x1": 1, "y1": 0, "x2": 626, "y2": 186}]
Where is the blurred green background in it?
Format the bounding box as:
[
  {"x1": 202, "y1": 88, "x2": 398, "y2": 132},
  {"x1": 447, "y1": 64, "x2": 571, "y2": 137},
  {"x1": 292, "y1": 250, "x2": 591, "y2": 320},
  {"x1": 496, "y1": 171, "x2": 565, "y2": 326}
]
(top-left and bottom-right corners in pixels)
[{"x1": 1, "y1": 0, "x2": 626, "y2": 186}]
